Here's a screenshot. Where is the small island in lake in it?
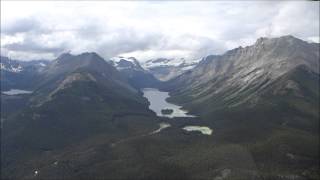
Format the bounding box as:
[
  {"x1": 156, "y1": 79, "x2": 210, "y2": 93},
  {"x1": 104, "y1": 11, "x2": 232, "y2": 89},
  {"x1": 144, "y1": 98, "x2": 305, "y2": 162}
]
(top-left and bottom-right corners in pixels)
[{"x1": 161, "y1": 108, "x2": 174, "y2": 115}]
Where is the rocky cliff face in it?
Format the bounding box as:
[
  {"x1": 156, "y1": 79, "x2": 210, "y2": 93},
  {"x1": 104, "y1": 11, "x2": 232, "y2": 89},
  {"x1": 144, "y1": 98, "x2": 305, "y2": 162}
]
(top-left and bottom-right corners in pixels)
[
  {"x1": 161, "y1": 37, "x2": 319, "y2": 178},
  {"x1": 166, "y1": 36, "x2": 319, "y2": 109}
]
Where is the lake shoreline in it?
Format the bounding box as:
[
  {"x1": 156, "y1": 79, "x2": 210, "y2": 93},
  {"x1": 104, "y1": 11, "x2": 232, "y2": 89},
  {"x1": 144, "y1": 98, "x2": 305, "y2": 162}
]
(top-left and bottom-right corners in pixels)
[
  {"x1": 142, "y1": 88, "x2": 196, "y2": 118},
  {"x1": 1, "y1": 89, "x2": 33, "y2": 95}
]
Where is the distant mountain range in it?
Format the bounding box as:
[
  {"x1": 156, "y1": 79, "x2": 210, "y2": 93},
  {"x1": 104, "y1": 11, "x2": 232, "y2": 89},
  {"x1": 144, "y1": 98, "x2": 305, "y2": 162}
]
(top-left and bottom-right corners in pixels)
[
  {"x1": 142, "y1": 57, "x2": 199, "y2": 81},
  {"x1": 108, "y1": 56, "x2": 199, "y2": 84},
  {"x1": 1, "y1": 54, "x2": 200, "y2": 90},
  {"x1": 109, "y1": 56, "x2": 160, "y2": 88},
  {"x1": 1, "y1": 56, "x2": 50, "y2": 91}
]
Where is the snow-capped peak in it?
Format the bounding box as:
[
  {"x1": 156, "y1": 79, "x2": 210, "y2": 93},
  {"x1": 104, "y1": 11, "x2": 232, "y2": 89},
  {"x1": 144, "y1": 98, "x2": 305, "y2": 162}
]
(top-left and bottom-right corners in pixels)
[
  {"x1": 39, "y1": 62, "x2": 47, "y2": 67},
  {"x1": 109, "y1": 56, "x2": 144, "y2": 71},
  {"x1": 139, "y1": 57, "x2": 201, "y2": 81},
  {"x1": 1, "y1": 56, "x2": 50, "y2": 73},
  {"x1": 0, "y1": 62, "x2": 23, "y2": 73},
  {"x1": 142, "y1": 57, "x2": 200, "y2": 69}
]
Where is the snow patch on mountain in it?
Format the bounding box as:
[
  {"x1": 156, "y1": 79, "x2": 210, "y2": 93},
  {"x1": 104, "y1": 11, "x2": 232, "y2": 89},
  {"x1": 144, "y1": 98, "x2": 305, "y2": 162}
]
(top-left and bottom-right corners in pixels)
[
  {"x1": 142, "y1": 57, "x2": 199, "y2": 69},
  {"x1": 141, "y1": 57, "x2": 201, "y2": 81},
  {"x1": 0, "y1": 62, "x2": 23, "y2": 73},
  {"x1": 39, "y1": 62, "x2": 47, "y2": 67},
  {"x1": 110, "y1": 56, "x2": 144, "y2": 71},
  {"x1": 1, "y1": 56, "x2": 50, "y2": 74}
]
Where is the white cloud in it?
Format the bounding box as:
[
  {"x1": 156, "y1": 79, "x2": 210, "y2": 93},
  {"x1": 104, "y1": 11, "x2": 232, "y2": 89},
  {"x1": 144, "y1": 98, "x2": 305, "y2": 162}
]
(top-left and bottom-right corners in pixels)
[{"x1": 1, "y1": 1, "x2": 319, "y2": 61}]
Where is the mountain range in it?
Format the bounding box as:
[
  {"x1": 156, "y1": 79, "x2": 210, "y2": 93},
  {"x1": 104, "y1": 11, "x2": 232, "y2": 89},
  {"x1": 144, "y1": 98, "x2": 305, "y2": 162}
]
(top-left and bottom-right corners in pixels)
[
  {"x1": 1, "y1": 35, "x2": 319, "y2": 180},
  {"x1": 166, "y1": 35, "x2": 319, "y2": 119},
  {"x1": 163, "y1": 36, "x2": 319, "y2": 179},
  {"x1": 1, "y1": 56, "x2": 50, "y2": 91}
]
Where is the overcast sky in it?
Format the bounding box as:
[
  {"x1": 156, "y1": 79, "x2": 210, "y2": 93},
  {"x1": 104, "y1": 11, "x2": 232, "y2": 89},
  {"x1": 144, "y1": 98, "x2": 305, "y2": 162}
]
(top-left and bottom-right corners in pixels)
[{"x1": 1, "y1": 1, "x2": 319, "y2": 61}]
